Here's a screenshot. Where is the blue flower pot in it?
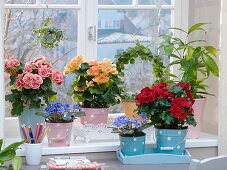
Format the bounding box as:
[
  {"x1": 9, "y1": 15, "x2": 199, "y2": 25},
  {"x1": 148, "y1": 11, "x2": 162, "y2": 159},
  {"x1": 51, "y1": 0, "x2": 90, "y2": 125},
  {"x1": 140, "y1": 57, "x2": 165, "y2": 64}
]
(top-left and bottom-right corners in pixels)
[
  {"x1": 119, "y1": 135, "x2": 145, "y2": 156},
  {"x1": 18, "y1": 107, "x2": 44, "y2": 139},
  {"x1": 155, "y1": 128, "x2": 187, "y2": 155}
]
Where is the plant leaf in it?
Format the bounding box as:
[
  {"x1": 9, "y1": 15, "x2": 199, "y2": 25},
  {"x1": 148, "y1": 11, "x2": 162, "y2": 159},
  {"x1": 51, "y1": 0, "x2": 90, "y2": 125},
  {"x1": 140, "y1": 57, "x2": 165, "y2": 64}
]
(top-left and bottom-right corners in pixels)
[
  {"x1": 188, "y1": 23, "x2": 210, "y2": 34},
  {"x1": 204, "y1": 46, "x2": 217, "y2": 56},
  {"x1": 187, "y1": 40, "x2": 206, "y2": 44},
  {"x1": 202, "y1": 53, "x2": 219, "y2": 76},
  {"x1": 12, "y1": 156, "x2": 22, "y2": 170},
  {"x1": 169, "y1": 27, "x2": 187, "y2": 34},
  {"x1": 0, "y1": 139, "x2": 2, "y2": 151}
]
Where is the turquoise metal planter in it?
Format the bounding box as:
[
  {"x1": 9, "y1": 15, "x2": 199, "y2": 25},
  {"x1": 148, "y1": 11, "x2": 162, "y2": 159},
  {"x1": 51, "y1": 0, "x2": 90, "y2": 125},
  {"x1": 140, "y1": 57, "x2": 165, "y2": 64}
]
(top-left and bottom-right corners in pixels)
[
  {"x1": 119, "y1": 135, "x2": 145, "y2": 156},
  {"x1": 18, "y1": 107, "x2": 44, "y2": 139},
  {"x1": 155, "y1": 128, "x2": 187, "y2": 155}
]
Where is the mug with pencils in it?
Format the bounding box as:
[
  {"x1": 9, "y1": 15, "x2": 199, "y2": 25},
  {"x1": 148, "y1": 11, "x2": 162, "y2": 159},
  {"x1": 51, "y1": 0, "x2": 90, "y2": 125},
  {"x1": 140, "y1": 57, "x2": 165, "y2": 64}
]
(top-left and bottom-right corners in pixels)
[{"x1": 21, "y1": 123, "x2": 48, "y2": 165}]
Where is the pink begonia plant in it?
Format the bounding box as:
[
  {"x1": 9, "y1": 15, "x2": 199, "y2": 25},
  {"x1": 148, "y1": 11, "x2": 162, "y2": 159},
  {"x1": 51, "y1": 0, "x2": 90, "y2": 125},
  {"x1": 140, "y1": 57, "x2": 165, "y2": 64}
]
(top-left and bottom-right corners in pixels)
[{"x1": 5, "y1": 57, "x2": 63, "y2": 116}]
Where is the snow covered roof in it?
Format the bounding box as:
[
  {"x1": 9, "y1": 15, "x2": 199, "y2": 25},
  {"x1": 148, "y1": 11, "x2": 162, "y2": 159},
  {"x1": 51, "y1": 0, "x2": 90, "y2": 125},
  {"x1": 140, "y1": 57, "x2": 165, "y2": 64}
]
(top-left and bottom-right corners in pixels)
[{"x1": 98, "y1": 32, "x2": 152, "y2": 44}]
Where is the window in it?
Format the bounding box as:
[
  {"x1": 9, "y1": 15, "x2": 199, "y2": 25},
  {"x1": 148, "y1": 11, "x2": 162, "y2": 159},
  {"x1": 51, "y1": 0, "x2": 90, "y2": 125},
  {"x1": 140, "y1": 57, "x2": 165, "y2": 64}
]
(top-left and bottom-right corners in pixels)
[{"x1": 3, "y1": 0, "x2": 188, "y2": 118}]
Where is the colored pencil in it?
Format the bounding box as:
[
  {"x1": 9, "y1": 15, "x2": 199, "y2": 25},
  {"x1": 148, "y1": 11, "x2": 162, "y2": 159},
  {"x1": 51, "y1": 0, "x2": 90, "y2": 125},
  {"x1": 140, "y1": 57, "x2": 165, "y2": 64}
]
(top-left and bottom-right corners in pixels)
[
  {"x1": 40, "y1": 127, "x2": 49, "y2": 143},
  {"x1": 36, "y1": 123, "x2": 44, "y2": 141},
  {"x1": 37, "y1": 126, "x2": 45, "y2": 143},
  {"x1": 21, "y1": 124, "x2": 30, "y2": 143},
  {"x1": 28, "y1": 125, "x2": 35, "y2": 144},
  {"x1": 34, "y1": 123, "x2": 39, "y2": 143}
]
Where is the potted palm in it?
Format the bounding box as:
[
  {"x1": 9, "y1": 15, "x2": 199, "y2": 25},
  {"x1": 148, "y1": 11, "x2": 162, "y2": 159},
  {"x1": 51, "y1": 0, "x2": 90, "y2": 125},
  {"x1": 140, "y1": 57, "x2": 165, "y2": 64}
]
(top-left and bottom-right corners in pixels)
[
  {"x1": 135, "y1": 82, "x2": 196, "y2": 155},
  {"x1": 159, "y1": 23, "x2": 219, "y2": 138},
  {"x1": 42, "y1": 101, "x2": 85, "y2": 147},
  {"x1": 111, "y1": 114, "x2": 150, "y2": 156},
  {"x1": 64, "y1": 55, "x2": 124, "y2": 125},
  {"x1": 5, "y1": 57, "x2": 63, "y2": 139}
]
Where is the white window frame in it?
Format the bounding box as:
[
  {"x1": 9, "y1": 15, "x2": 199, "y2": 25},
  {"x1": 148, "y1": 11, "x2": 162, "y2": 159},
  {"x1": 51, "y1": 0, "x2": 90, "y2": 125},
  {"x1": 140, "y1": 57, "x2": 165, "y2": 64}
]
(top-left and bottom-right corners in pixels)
[{"x1": 1, "y1": 0, "x2": 189, "y2": 139}]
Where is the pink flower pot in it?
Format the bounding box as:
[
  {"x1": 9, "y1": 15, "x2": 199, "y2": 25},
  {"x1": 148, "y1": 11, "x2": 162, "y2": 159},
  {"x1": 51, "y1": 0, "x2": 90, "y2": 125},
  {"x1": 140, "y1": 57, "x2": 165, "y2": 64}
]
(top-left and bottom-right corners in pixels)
[
  {"x1": 46, "y1": 122, "x2": 72, "y2": 147},
  {"x1": 187, "y1": 98, "x2": 207, "y2": 139},
  {"x1": 80, "y1": 108, "x2": 109, "y2": 125}
]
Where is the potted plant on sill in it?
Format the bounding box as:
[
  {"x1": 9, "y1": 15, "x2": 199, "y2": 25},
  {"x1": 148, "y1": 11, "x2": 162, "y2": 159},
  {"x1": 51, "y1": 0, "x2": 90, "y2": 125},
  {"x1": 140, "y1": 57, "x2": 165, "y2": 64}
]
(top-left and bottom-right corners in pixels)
[
  {"x1": 64, "y1": 55, "x2": 124, "y2": 125},
  {"x1": 111, "y1": 114, "x2": 150, "y2": 156},
  {"x1": 135, "y1": 82, "x2": 196, "y2": 155},
  {"x1": 159, "y1": 23, "x2": 219, "y2": 138},
  {"x1": 5, "y1": 57, "x2": 63, "y2": 139},
  {"x1": 42, "y1": 101, "x2": 85, "y2": 147},
  {"x1": 114, "y1": 41, "x2": 169, "y2": 118}
]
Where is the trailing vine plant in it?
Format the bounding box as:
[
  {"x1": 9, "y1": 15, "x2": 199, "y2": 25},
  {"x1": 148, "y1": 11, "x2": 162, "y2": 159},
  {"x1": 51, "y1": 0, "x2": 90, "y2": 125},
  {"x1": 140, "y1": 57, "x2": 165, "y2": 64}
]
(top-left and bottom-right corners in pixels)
[
  {"x1": 31, "y1": 18, "x2": 66, "y2": 51},
  {"x1": 114, "y1": 41, "x2": 172, "y2": 101},
  {"x1": 115, "y1": 41, "x2": 169, "y2": 84}
]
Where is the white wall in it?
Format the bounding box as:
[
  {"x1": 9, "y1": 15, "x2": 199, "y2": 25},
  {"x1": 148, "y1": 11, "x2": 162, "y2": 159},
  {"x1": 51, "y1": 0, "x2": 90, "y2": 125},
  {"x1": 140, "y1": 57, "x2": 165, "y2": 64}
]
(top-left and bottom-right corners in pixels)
[
  {"x1": 188, "y1": 0, "x2": 221, "y2": 135},
  {"x1": 219, "y1": 0, "x2": 227, "y2": 155}
]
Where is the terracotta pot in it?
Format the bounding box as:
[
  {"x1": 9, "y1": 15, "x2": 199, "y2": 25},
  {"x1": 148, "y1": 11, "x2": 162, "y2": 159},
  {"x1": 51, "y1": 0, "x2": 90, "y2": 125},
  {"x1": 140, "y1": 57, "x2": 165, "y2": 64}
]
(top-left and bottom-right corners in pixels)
[
  {"x1": 46, "y1": 122, "x2": 72, "y2": 147},
  {"x1": 123, "y1": 102, "x2": 138, "y2": 118},
  {"x1": 187, "y1": 98, "x2": 207, "y2": 139},
  {"x1": 80, "y1": 108, "x2": 109, "y2": 125}
]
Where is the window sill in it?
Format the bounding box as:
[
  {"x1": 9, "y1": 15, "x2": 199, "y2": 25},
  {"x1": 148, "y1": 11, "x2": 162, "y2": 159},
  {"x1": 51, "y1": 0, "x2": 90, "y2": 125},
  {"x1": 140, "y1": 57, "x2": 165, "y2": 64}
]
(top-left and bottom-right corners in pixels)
[{"x1": 6, "y1": 132, "x2": 218, "y2": 156}]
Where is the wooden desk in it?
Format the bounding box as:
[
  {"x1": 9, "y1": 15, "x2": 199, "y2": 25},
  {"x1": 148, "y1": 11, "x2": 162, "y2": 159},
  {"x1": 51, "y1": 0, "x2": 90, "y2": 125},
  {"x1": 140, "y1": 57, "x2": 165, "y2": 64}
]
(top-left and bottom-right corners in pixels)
[{"x1": 22, "y1": 158, "x2": 190, "y2": 170}]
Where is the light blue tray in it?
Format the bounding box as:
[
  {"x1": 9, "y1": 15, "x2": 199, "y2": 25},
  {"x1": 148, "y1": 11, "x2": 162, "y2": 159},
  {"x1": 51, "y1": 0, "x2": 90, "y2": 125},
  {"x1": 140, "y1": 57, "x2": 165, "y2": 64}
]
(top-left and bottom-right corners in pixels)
[{"x1": 116, "y1": 148, "x2": 191, "y2": 164}]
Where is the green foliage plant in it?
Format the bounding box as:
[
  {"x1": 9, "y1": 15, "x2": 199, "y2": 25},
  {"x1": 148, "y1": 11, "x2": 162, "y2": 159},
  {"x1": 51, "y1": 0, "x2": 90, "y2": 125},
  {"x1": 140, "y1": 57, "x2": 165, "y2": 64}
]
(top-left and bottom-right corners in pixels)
[
  {"x1": 159, "y1": 23, "x2": 219, "y2": 98},
  {"x1": 114, "y1": 41, "x2": 175, "y2": 102},
  {"x1": 32, "y1": 18, "x2": 66, "y2": 51},
  {"x1": 64, "y1": 55, "x2": 124, "y2": 108},
  {"x1": 115, "y1": 41, "x2": 167, "y2": 85},
  {"x1": 0, "y1": 139, "x2": 27, "y2": 169}
]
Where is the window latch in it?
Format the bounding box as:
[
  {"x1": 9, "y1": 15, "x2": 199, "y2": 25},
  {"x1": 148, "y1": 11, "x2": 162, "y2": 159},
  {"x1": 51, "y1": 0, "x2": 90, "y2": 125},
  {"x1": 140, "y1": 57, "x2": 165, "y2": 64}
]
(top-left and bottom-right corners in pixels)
[{"x1": 88, "y1": 25, "x2": 96, "y2": 41}]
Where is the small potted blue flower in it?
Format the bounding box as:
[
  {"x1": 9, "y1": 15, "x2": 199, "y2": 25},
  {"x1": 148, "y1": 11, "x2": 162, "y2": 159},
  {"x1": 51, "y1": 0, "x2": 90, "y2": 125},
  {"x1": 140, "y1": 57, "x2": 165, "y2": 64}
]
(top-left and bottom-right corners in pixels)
[
  {"x1": 111, "y1": 114, "x2": 151, "y2": 156},
  {"x1": 43, "y1": 101, "x2": 85, "y2": 147}
]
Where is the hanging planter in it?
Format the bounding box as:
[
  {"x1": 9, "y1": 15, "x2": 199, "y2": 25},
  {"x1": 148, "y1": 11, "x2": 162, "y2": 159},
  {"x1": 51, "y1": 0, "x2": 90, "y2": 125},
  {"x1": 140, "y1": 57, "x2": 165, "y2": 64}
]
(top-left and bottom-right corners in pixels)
[{"x1": 31, "y1": 18, "x2": 66, "y2": 51}]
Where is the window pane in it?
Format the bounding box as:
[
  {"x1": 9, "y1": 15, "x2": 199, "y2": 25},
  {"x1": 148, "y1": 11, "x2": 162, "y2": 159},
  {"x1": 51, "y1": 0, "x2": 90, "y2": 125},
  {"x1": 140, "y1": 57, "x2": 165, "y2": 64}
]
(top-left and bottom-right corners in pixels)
[
  {"x1": 98, "y1": 9, "x2": 171, "y2": 113},
  {"x1": 42, "y1": 0, "x2": 78, "y2": 4},
  {"x1": 138, "y1": 0, "x2": 172, "y2": 5},
  {"x1": 5, "y1": 0, "x2": 35, "y2": 4},
  {"x1": 4, "y1": 9, "x2": 78, "y2": 117},
  {"x1": 99, "y1": 0, "x2": 132, "y2": 5}
]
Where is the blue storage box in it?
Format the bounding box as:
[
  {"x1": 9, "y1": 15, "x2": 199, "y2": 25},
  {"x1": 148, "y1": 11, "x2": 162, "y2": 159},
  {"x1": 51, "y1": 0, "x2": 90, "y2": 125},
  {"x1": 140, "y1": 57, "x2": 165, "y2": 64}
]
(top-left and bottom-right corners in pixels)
[{"x1": 116, "y1": 148, "x2": 191, "y2": 164}]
